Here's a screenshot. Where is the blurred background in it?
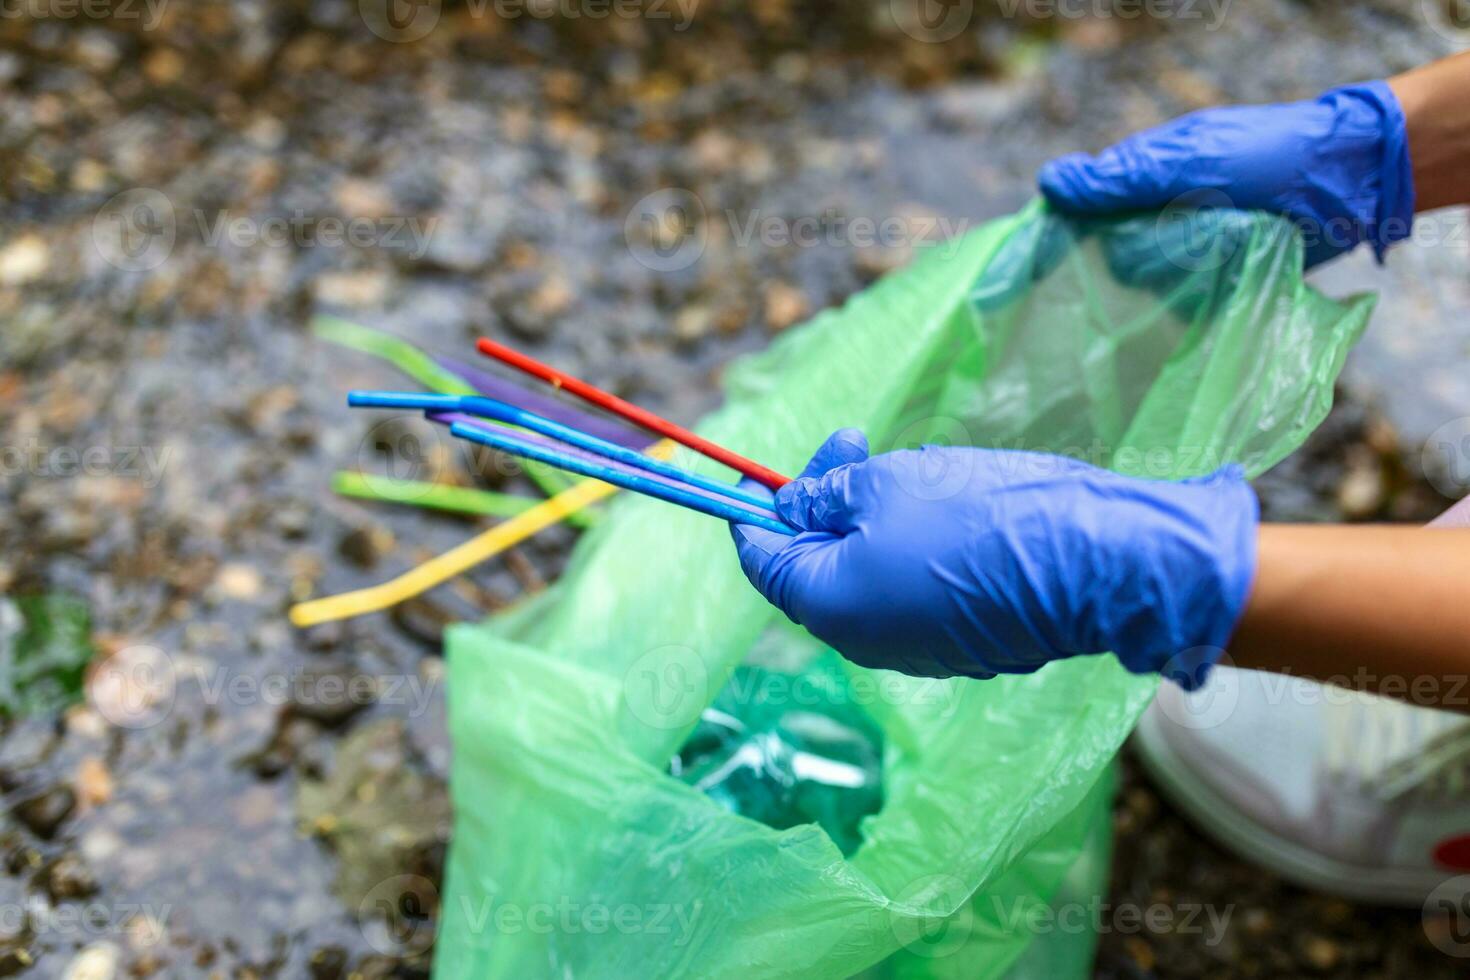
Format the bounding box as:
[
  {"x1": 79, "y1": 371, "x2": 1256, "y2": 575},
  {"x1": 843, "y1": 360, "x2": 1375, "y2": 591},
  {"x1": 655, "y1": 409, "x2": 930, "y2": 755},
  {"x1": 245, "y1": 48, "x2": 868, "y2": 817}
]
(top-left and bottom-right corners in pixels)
[{"x1": 2, "y1": 0, "x2": 1470, "y2": 976}]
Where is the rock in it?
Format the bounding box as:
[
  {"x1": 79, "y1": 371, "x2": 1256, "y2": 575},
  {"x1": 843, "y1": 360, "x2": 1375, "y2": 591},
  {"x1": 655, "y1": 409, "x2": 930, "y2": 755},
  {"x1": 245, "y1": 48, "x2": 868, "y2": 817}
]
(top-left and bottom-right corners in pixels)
[
  {"x1": 14, "y1": 784, "x2": 77, "y2": 840},
  {"x1": 75, "y1": 756, "x2": 113, "y2": 808},
  {"x1": 337, "y1": 526, "x2": 393, "y2": 569},
  {"x1": 0, "y1": 948, "x2": 34, "y2": 977},
  {"x1": 289, "y1": 662, "x2": 376, "y2": 728},
  {"x1": 0, "y1": 235, "x2": 49, "y2": 286},
  {"x1": 390, "y1": 596, "x2": 452, "y2": 650},
  {"x1": 60, "y1": 942, "x2": 118, "y2": 980},
  {"x1": 1336, "y1": 450, "x2": 1385, "y2": 520},
  {"x1": 503, "y1": 272, "x2": 576, "y2": 340},
  {"x1": 314, "y1": 270, "x2": 389, "y2": 308},
  {"x1": 243, "y1": 715, "x2": 320, "y2": 779},
  {"x1": 43, "y1": 853, "x2": 98, "y2": 901},
  {"x1": 243, "y1": 386, "x2": 300, "y2": 434},
  {"x1": 762, "y1": 282, "x2": 808, "y2": 332},
  {"x1": 272, "y1": 500, "x2": 313, "y2": 540},
  {"x1": 333, "y1": 178, "x2": 394, "y2": 220},
  {"x1": 142, "y1": 47, "x2": 186, "y2": 85},
  {"x1": 673, "y1": 304, "x2": 714, "y2": 344},
  {"x1": 1297, "y1": 933, "x2": 1340, "y2": 972},
  {"x1": 308, "y1": 945, "x2": 348, "y2": 980},
  {"x1": 529, "y1": 274, "x2": 574, "y2": 317},
  {"x1": 214, "y1": 563, "x2": 263, "y2": 601}
]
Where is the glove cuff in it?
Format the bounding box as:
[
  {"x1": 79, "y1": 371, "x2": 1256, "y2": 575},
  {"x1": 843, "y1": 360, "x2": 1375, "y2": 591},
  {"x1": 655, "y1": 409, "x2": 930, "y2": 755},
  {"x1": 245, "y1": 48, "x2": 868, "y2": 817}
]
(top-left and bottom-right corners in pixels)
[
  {"x1": 1327, "y1": 80, "x2": 1416, "y2": 262},
  {"x1": 1108, "y1": 465, "x2": 1259, "y2": 691}
]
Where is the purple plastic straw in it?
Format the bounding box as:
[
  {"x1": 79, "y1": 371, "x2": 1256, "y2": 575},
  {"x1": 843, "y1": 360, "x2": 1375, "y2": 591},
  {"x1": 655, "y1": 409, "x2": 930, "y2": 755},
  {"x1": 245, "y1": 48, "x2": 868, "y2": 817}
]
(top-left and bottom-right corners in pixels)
[
  {"x1": 427, "y1": 411, "x2": 782, "y2": 521},
  {"x1": 434, "y1": 355, "x2": 655, "y2": 450}
]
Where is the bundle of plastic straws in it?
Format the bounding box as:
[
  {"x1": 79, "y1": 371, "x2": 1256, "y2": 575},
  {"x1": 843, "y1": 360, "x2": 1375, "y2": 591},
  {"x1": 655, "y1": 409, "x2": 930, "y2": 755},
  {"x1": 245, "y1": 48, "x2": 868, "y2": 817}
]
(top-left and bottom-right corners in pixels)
[{"x1": 349, "y1": 337, "x2": 796, "y2": 536}]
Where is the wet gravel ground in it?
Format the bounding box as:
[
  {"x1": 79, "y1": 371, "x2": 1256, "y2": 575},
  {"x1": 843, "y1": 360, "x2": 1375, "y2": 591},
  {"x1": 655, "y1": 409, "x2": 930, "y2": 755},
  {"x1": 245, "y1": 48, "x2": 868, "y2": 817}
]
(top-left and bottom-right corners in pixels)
[{"x1": 2, "y1": 1, "x2": 1469, "y2": 975}]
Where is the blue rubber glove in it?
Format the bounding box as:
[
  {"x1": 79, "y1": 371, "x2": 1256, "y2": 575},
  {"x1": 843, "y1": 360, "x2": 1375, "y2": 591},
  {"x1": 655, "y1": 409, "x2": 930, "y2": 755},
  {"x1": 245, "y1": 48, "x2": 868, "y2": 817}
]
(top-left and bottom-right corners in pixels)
[
  {"x1": 731, "y1": 430, "x2": 1259, "y2": 689},
  {"x1": 1039, "y1": 81, "x2": 1414, "y2": 268}
]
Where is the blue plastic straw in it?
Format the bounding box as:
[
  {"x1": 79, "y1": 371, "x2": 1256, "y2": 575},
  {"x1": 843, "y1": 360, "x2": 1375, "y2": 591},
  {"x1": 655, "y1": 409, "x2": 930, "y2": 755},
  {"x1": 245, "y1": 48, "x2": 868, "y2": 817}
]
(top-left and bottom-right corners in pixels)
[
  {"x1": 446, "y1": 422, "x2": 796, "y2": 536},
  {"x1": 348, "y1": 391, "x2": 772, "y2": 511},
  {"x1": 427, "y1": 411, "x2": 784, "y2": 522}
]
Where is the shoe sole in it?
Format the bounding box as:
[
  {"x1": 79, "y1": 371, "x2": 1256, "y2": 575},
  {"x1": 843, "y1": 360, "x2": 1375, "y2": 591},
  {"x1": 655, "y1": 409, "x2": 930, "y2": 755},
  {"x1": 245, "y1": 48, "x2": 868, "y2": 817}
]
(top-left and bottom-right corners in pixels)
[{"x1": 1132, "y1": 704, "x2": 1461, "y2": 908}]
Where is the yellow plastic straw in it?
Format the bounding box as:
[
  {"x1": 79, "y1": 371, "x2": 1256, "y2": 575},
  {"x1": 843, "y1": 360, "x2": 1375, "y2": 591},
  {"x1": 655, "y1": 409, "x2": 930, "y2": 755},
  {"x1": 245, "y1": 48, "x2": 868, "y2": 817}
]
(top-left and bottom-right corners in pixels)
[{"x1": 289, "y1": 442, "x2": 675, "y2": 627}]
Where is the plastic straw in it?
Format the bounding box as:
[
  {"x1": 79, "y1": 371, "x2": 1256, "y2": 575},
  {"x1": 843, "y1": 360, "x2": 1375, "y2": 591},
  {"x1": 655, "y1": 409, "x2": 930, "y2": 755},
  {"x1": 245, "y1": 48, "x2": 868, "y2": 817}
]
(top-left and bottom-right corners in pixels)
[
  {"x1": 310, "y1": 315, "x2": 586, "y2": 510},
  {"x1": 448, "y1": 422, "x2": 796, "y2": 535},
  {"x1": 349, "y1": 391, "x2": 774, "y2": 511},
  {"x1": 288, "y1": 463, "x2": 637, "y2": 628},
  {"x1": 330, "y1": 471, "x2": 543, "y2": 519},
  {"x1": 430, "y1": 411, "x2": 784, "y2": 521},
  {"x1": 313, "y1": 315, "x2": 478, "y2": 396},
  {"x1": 434, "y1": 354, "x2": 654, "y2": 450},
  {"x1": 476, "y1": 337, "x2": 791, "y2": 490}
]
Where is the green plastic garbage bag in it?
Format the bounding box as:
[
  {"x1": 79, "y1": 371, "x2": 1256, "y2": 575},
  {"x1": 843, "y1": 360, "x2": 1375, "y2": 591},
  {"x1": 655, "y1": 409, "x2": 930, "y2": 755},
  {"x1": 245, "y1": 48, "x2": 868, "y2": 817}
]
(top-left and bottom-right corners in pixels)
[{"x1": 432, "y1": 200, "x2": 1372, "y2": 978}]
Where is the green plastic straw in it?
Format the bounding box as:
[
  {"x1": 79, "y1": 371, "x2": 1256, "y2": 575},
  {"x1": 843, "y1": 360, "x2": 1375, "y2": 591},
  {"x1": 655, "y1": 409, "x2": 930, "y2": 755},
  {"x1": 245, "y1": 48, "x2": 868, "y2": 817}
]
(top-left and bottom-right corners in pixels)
[
  {"x1": 311, "y1": 315, "x2": 591, "y2": 522},
  {"x1": 331, "y1": 471, "x2": 560, "y2": 521},
  {"x1": 312, "y1": 315, "x2": 478, "y2": 396}
]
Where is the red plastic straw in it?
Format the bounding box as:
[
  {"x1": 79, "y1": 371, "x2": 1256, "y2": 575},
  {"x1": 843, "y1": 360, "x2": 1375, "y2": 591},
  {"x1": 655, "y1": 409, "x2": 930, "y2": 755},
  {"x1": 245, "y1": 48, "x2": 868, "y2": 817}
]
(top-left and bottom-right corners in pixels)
[{"x1": 476, "y1": 337, "x2": 791, "y2": 490}]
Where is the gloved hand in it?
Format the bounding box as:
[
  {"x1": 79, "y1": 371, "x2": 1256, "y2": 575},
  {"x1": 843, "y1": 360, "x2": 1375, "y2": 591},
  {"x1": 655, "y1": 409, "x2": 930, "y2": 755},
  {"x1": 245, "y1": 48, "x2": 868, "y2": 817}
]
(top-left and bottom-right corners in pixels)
[
  {"x1": 731, "y1": 430, "x2": 1259, "y2": 689},
  {"x1": 1039, "y1": 81, "x2": 1414, "y2": 268}
]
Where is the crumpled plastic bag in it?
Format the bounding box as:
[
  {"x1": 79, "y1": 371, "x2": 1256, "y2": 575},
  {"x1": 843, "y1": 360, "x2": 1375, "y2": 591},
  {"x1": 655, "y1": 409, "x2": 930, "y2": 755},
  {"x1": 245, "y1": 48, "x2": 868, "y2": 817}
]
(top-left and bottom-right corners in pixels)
[{"x1": 434, "y1": 200, "x2": 1372, "y2": 978}]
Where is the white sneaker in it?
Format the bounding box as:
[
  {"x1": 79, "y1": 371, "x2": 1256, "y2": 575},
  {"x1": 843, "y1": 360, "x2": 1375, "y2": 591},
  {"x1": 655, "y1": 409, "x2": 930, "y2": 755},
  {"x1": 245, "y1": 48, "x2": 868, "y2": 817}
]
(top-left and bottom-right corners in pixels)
[{"x1": 1134, "y1": 665, "x2": 1470, "y2": 907}]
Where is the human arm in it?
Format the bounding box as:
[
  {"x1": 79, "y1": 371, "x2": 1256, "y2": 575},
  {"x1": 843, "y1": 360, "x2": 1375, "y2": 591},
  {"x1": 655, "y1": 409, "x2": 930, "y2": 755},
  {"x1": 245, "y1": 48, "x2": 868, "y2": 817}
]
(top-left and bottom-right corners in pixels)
[
  {"x1": 1232, "y1": 524, "x2": 1470, "y2": 707},
  {"x1": 1390, "y1": 52, "x2": 1470, "y2": 212},
  {"x1": 732, "y1": 432, "x2": 1470, "y2": 713}
]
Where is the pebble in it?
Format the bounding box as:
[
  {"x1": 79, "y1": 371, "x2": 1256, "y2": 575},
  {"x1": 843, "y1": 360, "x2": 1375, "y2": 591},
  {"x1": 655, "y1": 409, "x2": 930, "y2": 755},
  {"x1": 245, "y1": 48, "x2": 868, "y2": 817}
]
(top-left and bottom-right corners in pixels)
[
  {"x1": 76, "y1": 756, "x2": 114, "y2": 808},
  {"x1": 390, "y1": 596, "x2": 452, "y2": 650},
  {"x1": 272, "y1": 500, "x2": 314, "y2": 540},
  {"x1": 44, "y1": 853, "x2": 99, "y2": 901},
  {"x1": 245, "y1": 715, "x2": 320, "y2": 779},
  {"x1": 1336, "y1": 450, "x2": 1385, "y2": 520},
  {"x1": 308, "y1": 945, "x2": 348, "y2": 980},
  {"x1": 337, "y1": 526, "x2": 394, "y2": 569},
  {"x1": 313, "y1": 270, "x2": 389, "y2": 308},
  {"x1": 762, "y1": 282, "x2": 808, "y2": 332},
  {"x1": 673, "y1": 304, "x2": 714, "y2": 344},
  {"x1": 1297, "y1": 933, "x2": 1341, "y2": 972},
  {"x1": 334, "y1": 178, "x2": 395, "y2": 220},
  {"x1": 0, "y1": 949, "x2": 34, "y2": 976},
  {"x1": 289, "y1": 662, "x2": 376, "y2": 728},
  {"x1": 14, "y1": 784, "x2": 77, "y2": 840},
  {"x1": 214, "y1": 563, "x2": 264, "y2": 601},
  {"x1": 60, "y1": 943, "x2": 118, "y2": 980},
  {"x1": 0, "y1": 234, "x2": 50, "y2": 286},
  {"x1": 142, "y1": 47, "x2": 185, "y2": 85}
]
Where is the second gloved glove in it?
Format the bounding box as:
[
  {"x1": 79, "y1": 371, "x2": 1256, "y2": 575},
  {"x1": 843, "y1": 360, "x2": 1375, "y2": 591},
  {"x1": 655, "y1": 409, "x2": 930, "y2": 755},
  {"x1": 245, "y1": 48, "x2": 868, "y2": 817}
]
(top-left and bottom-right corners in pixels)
[{"x1": 1038, "y1": 81, "x2": 1414, "y2": 268}]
